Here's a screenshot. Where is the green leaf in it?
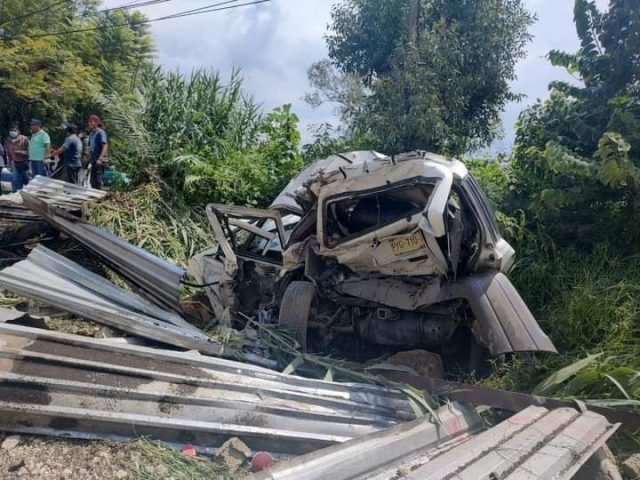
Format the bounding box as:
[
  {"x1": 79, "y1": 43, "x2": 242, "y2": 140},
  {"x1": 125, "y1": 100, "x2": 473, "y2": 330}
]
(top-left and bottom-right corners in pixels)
[
  {"x1": 365, "y1": 362, "x2": 419, "y2": 375},
  {"x1": 532, "y1": 354, "x2": 602, "y2": 396},
  {"x1": 324, "y1": 368, "x2": 334, "y2": 382},
  {"x1": 583, "y1": 399, "x2": 640, "y2": 408},
  {"x1": 604, "y1": 374, "x2": 633, "y2": 400},
  {"x1": 564, "y1": 370, "x2": 601, "y2": 396},
  {"x1": 282, "y1": 355, "x2": 304, "y2": 375},
  {"x1": 399, "y1": 386, "x2": 441, "y2": 423}
]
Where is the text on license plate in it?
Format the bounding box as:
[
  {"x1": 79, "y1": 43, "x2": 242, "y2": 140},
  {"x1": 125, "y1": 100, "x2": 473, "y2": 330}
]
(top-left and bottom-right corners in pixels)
[{"x1": 389, "y1": 232, "x2": 427, "y2": 256}]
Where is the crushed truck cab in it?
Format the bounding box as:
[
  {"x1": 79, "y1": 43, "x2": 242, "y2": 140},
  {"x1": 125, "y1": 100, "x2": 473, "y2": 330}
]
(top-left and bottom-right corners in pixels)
[{"x1": 190, "y1": 151, "x2": 556, "y2": 363}]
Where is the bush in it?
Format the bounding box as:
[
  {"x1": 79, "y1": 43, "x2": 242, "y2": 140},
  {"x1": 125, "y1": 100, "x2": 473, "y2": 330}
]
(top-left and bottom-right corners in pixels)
[{"x1": 97, "y1": 69, "x2": 303, "y2": 208}]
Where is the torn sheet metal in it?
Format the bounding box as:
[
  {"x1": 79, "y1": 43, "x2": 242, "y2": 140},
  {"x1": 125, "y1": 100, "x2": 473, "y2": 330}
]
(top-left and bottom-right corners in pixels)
[
  {"x1": 0, "y1": 323, "x2": 414, "y2": 456},
  {"x1": 0, "y1": 308, "x2": 27, "y2": 323},
  {"x1": 21, "y1": 192, "x2": 184, "y2": 312},
  {"x1": 0, "y1": 246, "x2": 221, "y2": 355},
  {"x1": 248, "y1": 406, "x2": 619, "y2": 480},
  {"x1": 0, "y1": 176, "x2": 106, "y2": 221}
]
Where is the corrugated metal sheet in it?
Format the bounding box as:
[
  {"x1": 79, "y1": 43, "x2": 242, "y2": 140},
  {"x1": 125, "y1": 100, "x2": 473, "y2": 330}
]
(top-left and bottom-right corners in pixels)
[
  {"x1": 0, "y1": 176, "x2": 106, "y2": 221},
  {"x1": 21, "y1": 191, "x2": 184, "y2": 312},
  {"x1": 0, "y1": 323, "x2": 415, "y2": 456},
  {"x1": 250, "y1": 405, "x2": 619, "y2": 480},
  {"x1": 410, "y1": 406, "x2": 619, "y2": 480},
  {"x1": 0, "y1": 245, "x2": 221, "y2": 355},
  {"x1": 247, "y1": 403, "x2": 484, "y2": 480}
]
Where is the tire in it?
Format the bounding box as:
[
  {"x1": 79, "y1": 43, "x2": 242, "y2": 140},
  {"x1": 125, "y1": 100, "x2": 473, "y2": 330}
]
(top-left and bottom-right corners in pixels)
[{"x1": 278, "y1": 281, "x2": 316, "y2": 352}]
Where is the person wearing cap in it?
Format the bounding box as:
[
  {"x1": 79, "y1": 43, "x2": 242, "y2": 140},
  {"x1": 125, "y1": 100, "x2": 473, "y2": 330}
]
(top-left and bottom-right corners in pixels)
[
  {"x1": 50, "y1": 126, "x2": 83, "y2": 184},
  {"x1": 28, "y1": 119, "x2": 51, "y2": 178},
  {"x1": 87, "y1": 114, "x2": 108, "y2": 189},
  {"x1": 5, "y1": 124, "x2": 31, "y2": 192}
]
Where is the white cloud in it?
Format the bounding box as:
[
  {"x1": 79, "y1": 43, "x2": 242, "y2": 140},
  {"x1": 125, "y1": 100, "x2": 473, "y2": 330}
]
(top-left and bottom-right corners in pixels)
[{"x1": 102, "y1": 0, "x2": 610, "y2": 150}]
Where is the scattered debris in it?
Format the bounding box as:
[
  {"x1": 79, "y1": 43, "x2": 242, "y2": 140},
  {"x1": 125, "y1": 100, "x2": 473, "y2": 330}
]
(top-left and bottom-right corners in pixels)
[
  {"x1": 0, "y1": 246, "x2": 225, "y2": 356},
  {"x1": 251, "y1": 452, "x2": 275, "y2": 473},
  {"x1": 0, "y1": 176, "x2": 106, "y2": 222},
  {"x1": 1, "y1": 436, "x2": 21, "y2": 450},
  {"x1": 8, "y1": 459, "x2": 24, "y2": 472},
  {"x1": 0, "y1": 308, "x2": 28, "y2": 323},
  {"x1": 0, "y1": 155, "x2": 632, "y2": 479},
  {"x1": 388, "y1": 350, "x2": 444, "y2": 379},
  {"x1": 182, "y1": 443, "x2": 196, "y2": 457},
  {"x1": 622, "y1": 455, "x2": 640, "y2": 480},
  {"x1": 21, "y1": 192, "x2": 184, "y2": 313},
  {"x1": 246, "y1": 405, "x2": 619, "y2": 480},
  {"x1": 215, "y1": 437, "x2": 251, "y2": 471}
]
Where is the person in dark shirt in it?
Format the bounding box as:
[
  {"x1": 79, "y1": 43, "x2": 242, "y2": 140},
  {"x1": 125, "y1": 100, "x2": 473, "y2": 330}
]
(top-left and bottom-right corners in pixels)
[
  {"x1": 50, "y1": 126, "x2": 83, "y2": 184},
  {"x1": 87, "y1": 114, "x2": 108, "y2": 189}
]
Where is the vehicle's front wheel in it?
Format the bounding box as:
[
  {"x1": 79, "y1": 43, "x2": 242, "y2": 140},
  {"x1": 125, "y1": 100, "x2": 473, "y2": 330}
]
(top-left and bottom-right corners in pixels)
[{"x1": 278, "y1": 281, "x2": 316, "y2": 352}]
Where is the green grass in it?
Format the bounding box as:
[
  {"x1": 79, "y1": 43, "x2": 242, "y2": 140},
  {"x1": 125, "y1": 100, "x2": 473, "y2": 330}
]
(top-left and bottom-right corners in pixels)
[
  {"x1": 484, "y1": 245, "x2": 640, "y2": 407},
  {"x1": 85, "y1": 183, "x2": 214, "y2": 270},
  {"x1": 132, "y1": 438, "x2": 247, "y2": 480}
]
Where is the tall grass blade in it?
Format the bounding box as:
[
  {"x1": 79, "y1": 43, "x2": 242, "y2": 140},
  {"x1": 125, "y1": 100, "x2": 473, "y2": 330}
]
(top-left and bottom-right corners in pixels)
[{"x1": 532, "y1": 353, "x2": 602, "y2": 396}]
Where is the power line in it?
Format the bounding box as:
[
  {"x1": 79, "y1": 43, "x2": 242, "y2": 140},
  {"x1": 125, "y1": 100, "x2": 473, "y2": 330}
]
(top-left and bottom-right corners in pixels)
[
  {"x1": 31, "y1": 0, "x2": 265, "y2": 39},
  {"x1": 80, "y1": 0, "x2": 173, "y2": 18},
  {"x1": 0, "y1": 0, "x2": 72, "y2": 26}
]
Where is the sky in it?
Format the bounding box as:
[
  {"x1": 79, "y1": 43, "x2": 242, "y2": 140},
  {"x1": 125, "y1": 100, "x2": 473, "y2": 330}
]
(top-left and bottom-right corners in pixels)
[{"x1": 103, "y1": 0, "x2": 610, "y2": 151}]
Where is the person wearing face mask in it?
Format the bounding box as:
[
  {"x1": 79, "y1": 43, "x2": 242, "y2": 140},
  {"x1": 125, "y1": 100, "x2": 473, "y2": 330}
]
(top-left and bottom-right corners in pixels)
[{"x1": 5, "y1": 124, "x2": 31, "y2": 192}]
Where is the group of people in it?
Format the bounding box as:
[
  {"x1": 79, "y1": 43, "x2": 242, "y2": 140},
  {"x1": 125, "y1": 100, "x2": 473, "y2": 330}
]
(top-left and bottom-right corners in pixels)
[{"x1": 0, "y1": 115, "x2": 108, "y2": 192}]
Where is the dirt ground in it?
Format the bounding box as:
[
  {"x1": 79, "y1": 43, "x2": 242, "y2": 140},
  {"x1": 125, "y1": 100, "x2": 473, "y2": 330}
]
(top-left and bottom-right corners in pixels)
[{"x1": 0, "y1": 434, "x2": 245, "y2": 480}]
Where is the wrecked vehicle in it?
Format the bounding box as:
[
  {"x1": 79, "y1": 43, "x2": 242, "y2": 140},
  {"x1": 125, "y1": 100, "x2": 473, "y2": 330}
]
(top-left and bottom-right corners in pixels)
[{"x1": 190, "y1": 151, "x2": 556, "y2": 368}]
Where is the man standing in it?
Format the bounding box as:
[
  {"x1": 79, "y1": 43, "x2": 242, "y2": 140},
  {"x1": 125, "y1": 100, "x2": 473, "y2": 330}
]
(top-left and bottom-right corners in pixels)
[
  {"x1": 5, "y1": 124, "x2": 31, "y2": 192},
  {"x1": 50, "y1": 126, "x2": 82, "y2": 184},
  {"x1": 87, "y1": 114, "x2": 108, "y2": 189},
  {"x1": 28, "y1": 119, "x2": 51, "y2": 178}
]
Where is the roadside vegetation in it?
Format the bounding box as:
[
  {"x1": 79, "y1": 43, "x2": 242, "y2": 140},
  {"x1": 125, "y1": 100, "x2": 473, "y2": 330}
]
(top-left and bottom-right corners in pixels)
[{"x1": 2, "y1": 0, "x2": 639, "y2": 442}]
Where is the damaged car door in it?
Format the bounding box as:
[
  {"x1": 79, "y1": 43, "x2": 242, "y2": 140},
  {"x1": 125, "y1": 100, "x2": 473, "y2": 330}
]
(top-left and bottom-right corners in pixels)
[{"x1": 189, "y1": 205, "x2": 291, "y2": 321}]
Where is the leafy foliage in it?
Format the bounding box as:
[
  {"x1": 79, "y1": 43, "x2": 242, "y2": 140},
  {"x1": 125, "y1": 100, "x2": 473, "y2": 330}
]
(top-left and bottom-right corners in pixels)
[
  {"x1": 0, "y1": 1, "x2": 154, "y2": 138},
  {"x1": 512, "y1": 0, "x2": 640, "y2": 248},
  {"x1": 313, "y1": 0, "x2": 533, "y2": 154},
  {"x1": 301, "y1": 123, "x2": 372, "y2": 164},
  {"x1": 99, "y1": 68, "x2": 303, "y2": 207}
]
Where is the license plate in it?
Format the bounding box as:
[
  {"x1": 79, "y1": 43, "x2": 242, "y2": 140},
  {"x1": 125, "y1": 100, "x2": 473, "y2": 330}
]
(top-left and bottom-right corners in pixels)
[{"x1": 389, "y1": 232, "x2": 427, "y2": 256}]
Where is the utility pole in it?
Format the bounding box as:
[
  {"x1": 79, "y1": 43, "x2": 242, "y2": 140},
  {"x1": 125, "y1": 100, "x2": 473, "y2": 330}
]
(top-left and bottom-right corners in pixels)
[{"x1": 409, "y1": 0, "x2": 420, "y2": 45}]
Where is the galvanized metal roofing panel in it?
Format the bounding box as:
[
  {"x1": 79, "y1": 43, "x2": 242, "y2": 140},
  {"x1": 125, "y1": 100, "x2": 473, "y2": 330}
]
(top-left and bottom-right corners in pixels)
[
  {"x1": 247, "y1": 405, "x2": 619, "y2": 480},
  {"x1": 247, "y1": 403, "x2": 483, "y2": 480},
  {"x1": 21, "y1": 191, "x2": 184, "y2": 312},
  {"x1": 0, "y1": 246, "x2": 219, "y2": 354},
  {"x1": 410, "y1": 407, "x2": 619, "y2": 480},
  {"x1": 0, "y1": 323, "x2": 415, "y2": 456},
  {"x1": 0, "y1": 176, "x2": 106, "y2": 220}
]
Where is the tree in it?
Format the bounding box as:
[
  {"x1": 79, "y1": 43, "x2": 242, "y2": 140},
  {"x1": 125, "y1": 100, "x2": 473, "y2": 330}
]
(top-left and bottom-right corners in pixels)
[
  {"x1": 0, "y1": 1, "x2": 154, "y2": 135},
  {"x1": 304, "y1": 59, "x2": 367, "y2": 131},
  {"x1": 512, "y1": 0, "x2": 640, "y2": 248},
  {"x1": 312, "y1": 0, "x2": 533, "y2": 155}
]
